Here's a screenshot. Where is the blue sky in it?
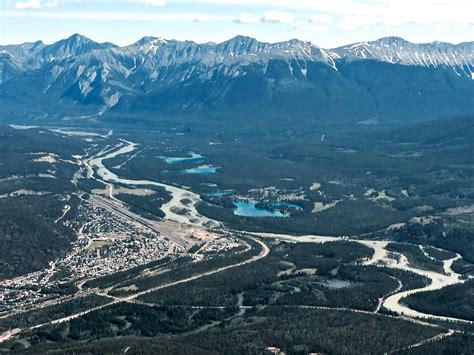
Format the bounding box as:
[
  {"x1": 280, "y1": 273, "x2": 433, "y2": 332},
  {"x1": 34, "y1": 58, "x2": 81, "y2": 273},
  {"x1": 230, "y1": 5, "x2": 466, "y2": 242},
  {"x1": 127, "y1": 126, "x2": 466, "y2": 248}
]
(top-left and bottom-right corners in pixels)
[{"x1": 1, "y1": 0, "x2": 473, "y2": 47}]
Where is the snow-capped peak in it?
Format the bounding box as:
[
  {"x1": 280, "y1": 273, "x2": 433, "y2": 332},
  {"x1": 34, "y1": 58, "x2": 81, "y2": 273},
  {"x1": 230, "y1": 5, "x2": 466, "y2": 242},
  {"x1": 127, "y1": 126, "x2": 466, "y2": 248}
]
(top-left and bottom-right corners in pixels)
[{"x1": 333, "y1": 37, "x2": 474, "y2": 77}]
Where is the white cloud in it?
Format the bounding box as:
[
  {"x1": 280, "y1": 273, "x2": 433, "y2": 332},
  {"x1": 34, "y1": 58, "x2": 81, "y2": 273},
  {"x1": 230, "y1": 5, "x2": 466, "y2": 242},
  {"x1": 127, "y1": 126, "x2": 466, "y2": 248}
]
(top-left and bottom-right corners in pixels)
[
  {"x1": 233, "y1": 12, "x2": 260, "y2": 24},
  {"x1": 14, "y1": 0, "x2": 59, "y2": 9},
  {"x1": 193, "y1": 0, "x2": 374, "y2": 13},
  {"x1": 2, "y1": 10, "x2": 232, "y2": 22},
  {"x1": 334, "y1": 1, "x2": 474, "y2": 30},
  {"x1": 290, "y1": 13, "x2": 332, "y2": 32},
  {"x1": 234, "y1": 10, "x2": 295, "y2": 25},
  {"x1": 193, "y1": 14, "x2": 209, "y2": 22},
  {"x1": 337, "y1": 14, "x2": 379, "y2": 30},
  {"x1": 261, "y1": 10, "x2": 294, "y2": 24},
  {"x1": 15, "y1": 0, "x2": 42, "y2": 9},
  {"x1": 43, "y1": 0, "x2": 59, "y2": 8},
  {"x1": 291, "y1": 20, "x2": 330, "y2": 33},
  {"x1": 136, "y1": 0, "x2": 166, "y2": 6},
  {"x1": 196, "y1": 0, "x2": 473, "y2": 27},
  {"x1": 310, "y1": 14, "x2": 332, "y2": 25}
]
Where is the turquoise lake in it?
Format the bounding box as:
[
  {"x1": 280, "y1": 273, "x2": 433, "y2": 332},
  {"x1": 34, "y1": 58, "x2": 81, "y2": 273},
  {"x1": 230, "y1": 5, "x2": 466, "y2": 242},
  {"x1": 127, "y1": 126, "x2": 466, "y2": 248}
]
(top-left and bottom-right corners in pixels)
[{"x1": 233, "y1": 200, "x2": 289, "y2": 218}]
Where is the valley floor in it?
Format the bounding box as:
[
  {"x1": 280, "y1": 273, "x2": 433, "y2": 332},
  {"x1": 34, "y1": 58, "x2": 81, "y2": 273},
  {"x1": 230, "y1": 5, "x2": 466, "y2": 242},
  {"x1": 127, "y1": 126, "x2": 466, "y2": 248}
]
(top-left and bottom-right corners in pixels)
[{"x1": 1, "y1": 126, "x2": 473, "y2": 353}]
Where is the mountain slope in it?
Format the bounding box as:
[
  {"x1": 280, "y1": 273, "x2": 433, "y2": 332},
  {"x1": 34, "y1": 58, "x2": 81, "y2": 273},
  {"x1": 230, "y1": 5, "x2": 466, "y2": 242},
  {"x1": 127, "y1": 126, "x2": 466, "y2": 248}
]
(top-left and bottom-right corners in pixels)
[
  {"x1": 1, "y1": 35, "x2": 473, "y2": 125},
  {"x1": 333, "y1": 37, "x2": 474, "y2": 78}
]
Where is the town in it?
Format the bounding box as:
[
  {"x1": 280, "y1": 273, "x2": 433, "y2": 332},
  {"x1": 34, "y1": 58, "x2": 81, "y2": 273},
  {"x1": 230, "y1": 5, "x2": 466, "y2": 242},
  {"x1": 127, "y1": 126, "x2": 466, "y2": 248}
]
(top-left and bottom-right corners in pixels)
[{"x1": 0, "y1": 196, "x2": 240, "y2": 315}]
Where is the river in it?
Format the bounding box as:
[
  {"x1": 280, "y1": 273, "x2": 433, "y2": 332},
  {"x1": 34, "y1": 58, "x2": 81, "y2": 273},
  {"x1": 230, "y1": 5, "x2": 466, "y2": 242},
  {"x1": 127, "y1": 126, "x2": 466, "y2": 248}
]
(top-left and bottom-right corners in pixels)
[
  {"x1": 88, "y1": 139, "x2": 472, "y2": 324},
  {"x1": 86, "y1": 140, "x2": 219, "y2": 228}
]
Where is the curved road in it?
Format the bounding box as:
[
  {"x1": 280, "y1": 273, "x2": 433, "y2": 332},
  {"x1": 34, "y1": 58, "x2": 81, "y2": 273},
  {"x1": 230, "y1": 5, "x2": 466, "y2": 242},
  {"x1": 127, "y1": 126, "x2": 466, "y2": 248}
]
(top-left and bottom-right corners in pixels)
[
  {"x1": 258, "y1": 234, "x2": 472, "y2": 324},
  {"x1": 0, "y1": 237, "x2": 269, "y2": 342},
  {"x1": 34, "y1": 236, "x2": 268, "y2": 329},
  {"x1": 3, "y1": 136, "x2": 470, "y2": 345},
  {"x1": 91, "y1": 140, "x2": 473, "y2": 325}
]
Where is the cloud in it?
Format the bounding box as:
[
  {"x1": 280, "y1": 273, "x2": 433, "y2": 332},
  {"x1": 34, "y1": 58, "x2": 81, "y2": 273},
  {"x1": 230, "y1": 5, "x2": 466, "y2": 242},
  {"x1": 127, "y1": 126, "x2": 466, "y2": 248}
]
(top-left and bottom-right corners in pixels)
[
  {"x1": 14, "y1": 0, "x2": 59, "y2": 9},
  {"x1": 233, "y1": 12, "x2": 260, "y2": 24},
  {"x1": 15, "y1": 0, "x2": 42, "y2": 9},
  {"x1": 136, "y1": 0, "x2": 166, "y2": 6},
  {"x1": 289, "y1": 12, "x2": 332, "y2": 32},
  {"x1": 196, "y1": 0, "x2": 473, "y2": 27},
  {"x1": 193, "y1": 15, "x2": 209, "y2": 22},
  {"x1": 337, "y1": 14, "x2": 379, "y2": 30},
  {"x1": 332, "y1": 1, "x2": 474, "y2": 30},
  {"x1": 43, "y1": 0, "x2": 59, "y2": 8},
  {"x1": 291, "y1": 20, "x2": 331, "y2": 33},
  {"x1": 2, "y1": 10, "x2": 232, "y2": 22},
  {"x1": 261, "y1": 10, "x2": 294, "y2": 24},
  {"x1": 234, "y1": 10, "x2": 295, "y2": 25},
  {"x1": 309, "y1": 14, "x2": 332, "y2": 25}
]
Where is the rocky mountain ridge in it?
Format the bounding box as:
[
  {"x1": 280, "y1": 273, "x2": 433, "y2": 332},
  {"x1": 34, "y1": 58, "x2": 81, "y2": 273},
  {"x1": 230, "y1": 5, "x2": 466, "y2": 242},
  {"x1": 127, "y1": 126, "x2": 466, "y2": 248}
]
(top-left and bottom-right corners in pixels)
[{"x1": 1, "y1": 34, "x2": 473, "y2": 124}]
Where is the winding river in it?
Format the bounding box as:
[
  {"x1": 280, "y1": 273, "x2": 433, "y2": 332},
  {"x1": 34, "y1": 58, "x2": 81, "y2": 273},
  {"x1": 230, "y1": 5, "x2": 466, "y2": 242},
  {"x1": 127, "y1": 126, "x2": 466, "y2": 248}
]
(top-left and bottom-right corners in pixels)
[
  {"x1": 86, "y1": 140, "x2": 219, "y2": 228},
  {"x1": 88, "y1": 139, "x2": 472, "y2": 324}
]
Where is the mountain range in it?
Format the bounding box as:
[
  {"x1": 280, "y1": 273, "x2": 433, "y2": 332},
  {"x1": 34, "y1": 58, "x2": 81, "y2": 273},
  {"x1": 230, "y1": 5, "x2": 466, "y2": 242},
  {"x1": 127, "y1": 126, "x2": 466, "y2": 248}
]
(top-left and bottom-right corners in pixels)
[{"x1": 1, "y1": 34, "x2": 473, "y2": 125}]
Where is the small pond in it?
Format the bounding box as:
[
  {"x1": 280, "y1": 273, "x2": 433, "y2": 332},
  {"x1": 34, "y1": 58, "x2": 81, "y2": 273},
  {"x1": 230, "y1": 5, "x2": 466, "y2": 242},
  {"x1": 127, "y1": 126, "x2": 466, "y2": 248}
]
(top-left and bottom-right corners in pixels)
[
  {"x1": 182, "y1": 165, "x2": 219, "y2": 174},
  {"x1": 159, "y1": 151, "x2": 206, "y2": 164}
]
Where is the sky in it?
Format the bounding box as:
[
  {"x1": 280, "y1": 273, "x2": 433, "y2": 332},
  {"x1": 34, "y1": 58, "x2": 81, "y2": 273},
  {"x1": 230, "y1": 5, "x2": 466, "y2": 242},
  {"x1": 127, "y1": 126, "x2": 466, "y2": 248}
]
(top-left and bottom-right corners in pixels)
[{"x1": 1, "y1": 0, "x2": 473, "y2": 47}]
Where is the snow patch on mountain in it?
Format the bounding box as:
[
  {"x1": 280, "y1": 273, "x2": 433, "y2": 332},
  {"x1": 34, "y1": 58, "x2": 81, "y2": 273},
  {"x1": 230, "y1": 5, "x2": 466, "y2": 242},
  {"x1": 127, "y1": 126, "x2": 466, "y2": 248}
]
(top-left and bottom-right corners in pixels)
[{"x1": 333, "y1": 37, "x2": 474, "y2": 77}]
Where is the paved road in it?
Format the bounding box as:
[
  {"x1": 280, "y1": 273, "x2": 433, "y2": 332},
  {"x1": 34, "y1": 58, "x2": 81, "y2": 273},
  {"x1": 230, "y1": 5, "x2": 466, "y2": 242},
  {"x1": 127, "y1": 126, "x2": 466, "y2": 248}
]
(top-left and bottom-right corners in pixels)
[{"x1": 0, "y1": 236, "x2": 269, "y2": 342}]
